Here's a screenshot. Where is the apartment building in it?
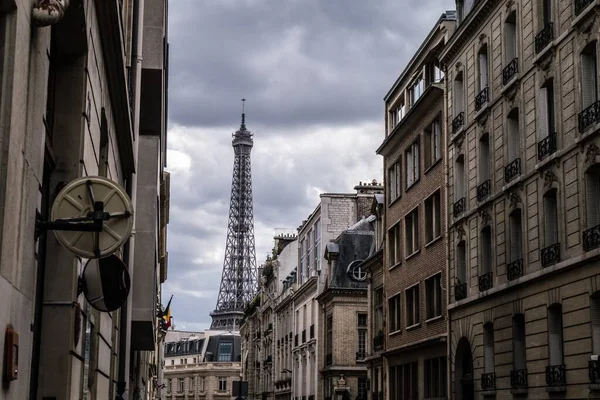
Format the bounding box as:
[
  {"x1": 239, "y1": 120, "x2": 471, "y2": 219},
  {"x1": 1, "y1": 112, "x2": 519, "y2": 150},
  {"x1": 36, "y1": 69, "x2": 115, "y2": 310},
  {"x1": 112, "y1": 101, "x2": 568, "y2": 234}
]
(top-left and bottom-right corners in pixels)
[
  {"x1": 376, "y1": 11, "x2": 456, "y2": 400},
  {"x1": 0, "y1": 1, "x2": 169, "y2": 399},
  {"x1": 441, "y1": 0, "x2": 600, "y2": 398},
  {"x1": 163, "y1": 330, "x2": 242, "y2": 399}
]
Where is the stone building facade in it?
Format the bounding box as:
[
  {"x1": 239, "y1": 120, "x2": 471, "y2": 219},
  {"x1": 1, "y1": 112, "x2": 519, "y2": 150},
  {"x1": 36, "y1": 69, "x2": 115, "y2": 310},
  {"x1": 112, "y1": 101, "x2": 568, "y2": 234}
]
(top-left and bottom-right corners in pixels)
[
  {"x1": 0, "y1": 1, "x2": 169, "y2": 399},
  {"x1": 440, "y1": 0, "x2": 600, "y2": 398},
  {"x1": 376, "y1": 11, "x2": 456, "y2": 400}
]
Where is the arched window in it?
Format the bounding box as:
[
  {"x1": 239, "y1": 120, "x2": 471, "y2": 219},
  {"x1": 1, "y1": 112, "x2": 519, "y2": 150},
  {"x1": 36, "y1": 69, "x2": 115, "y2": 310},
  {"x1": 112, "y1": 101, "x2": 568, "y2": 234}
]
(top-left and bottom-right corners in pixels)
[
  {"x1": 507, "y1": 209, "x2": 523, "y2": 280},
  {"x1": 542, "y1": 190, "x2": 559, "y2": 266},
  {"x1": 478, "y1": 45, "x2": 489, "y2": 92},
  {"x1": 454, "y1": 155, "x2": 466, "y2": 217},
  {"x1": 455, "y1": 241, "x2": 467, "y2": 301},
  {"x1": 511, "y1": 314, "x2": 527, "y2": 388},
  {"x1": 480, "y1": 226, "x2": 492, "y2": 276},
  {"x1": 547, "y1": 304, "x2": 565, "y2": 386},
  {"x1": 505, "y1": 11, "x2": 517, "y2": 64},
  {"x1": 482, "y1": 322, "x2": 496, "y2": 390}
]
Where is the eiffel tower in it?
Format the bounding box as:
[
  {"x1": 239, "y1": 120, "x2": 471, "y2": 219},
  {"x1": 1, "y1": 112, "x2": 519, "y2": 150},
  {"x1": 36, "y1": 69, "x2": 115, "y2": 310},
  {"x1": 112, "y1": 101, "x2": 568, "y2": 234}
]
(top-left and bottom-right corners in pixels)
[{"x1": 210, "y1": 100, "x2": 258, "y2": 331}]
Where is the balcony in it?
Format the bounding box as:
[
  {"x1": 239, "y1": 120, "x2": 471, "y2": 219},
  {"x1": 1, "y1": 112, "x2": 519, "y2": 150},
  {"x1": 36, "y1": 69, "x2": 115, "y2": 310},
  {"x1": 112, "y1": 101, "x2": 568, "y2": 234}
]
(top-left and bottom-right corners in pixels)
[
  {"x1": 541, "y1": 243, "x2": 560, "y2": 267},
  {"x1": 356, "y1": 351, "x2": 366, "y2": 361},
  {"x1": 302, "y1": 329, "x2": 306, "y2": 343},
  {"x1": 575, "y1": 0, "x2": 595, "y2": 15},
  {"x1": 546, "y1": 364, "x2": 566, "y2": 386},
  {"x1": 294, "y1": 334, "x2": 298, "y2": 347},
  {"x1": 478, "y1": 272, "x2": 493, "y2": 292},
  {"x1": 453, "y1": 197, "x2": 466, "y2": 218},
  {"x1": 325, "y1": 353, "x2": 332, "y2": 366},
  {"x1": 511, "y1": 369, "x2": 528, "y2": 388},
  {"x1": 502, "y1": 58, "x2": 518, "y2": 85},
  {"x1": 373, "y1": 332, "x2": 383, "y2": 350},
  {"x1": 477, "y1": 180, "x2": 491, "y2": 202},
  {"x1": 538, "y1": 132, "x2": 557, "y2": 160},
  {"x1": 579, "y1": 100, "x2": 600, "y2": 132},
  {"x1": 590, "y1": 360, "x2": 600, "y2": 384},
  {"x1": 584, "y1": 224, "x2": 600, "y2": 251},
  {"x1": 507, "y1": 259, "x2": 524, "y2": 281},
  {"x1": 452, "y1": 112, "x2": 465, "y2": 133},
  {"x1": 454, "y1": 282, "x2": 467, "y2": 301},
  {"x1": 475, "y1": 87, "x2": 489, "y2": 111},
  {"x1": 535, "y1": 23, "x2": 553, "y2": 54},
  {"x1": 481, "y1": 373, "x2": 496, "y2": 390},
  {"x1": 310, "y1": 324, "x2": 314, "y2": 339},
  {"x1": 504, "y1": 158, "x2": 521, "y2": 183}
]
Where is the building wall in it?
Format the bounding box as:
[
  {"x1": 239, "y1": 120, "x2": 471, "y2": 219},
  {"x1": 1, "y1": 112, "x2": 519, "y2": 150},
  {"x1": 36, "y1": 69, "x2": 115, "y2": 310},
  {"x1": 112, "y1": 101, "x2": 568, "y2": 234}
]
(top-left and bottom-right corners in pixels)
[{"x1": 442, "y1": 0, "x2": 600, "y2": 398}]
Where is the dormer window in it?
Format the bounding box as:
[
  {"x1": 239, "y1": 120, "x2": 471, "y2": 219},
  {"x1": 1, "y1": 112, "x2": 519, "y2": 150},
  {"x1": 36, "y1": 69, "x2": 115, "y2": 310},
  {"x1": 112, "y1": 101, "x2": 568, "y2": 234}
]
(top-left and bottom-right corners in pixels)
[{"x1": 348, "y1": 260, "x2": 367, "y2": 281}]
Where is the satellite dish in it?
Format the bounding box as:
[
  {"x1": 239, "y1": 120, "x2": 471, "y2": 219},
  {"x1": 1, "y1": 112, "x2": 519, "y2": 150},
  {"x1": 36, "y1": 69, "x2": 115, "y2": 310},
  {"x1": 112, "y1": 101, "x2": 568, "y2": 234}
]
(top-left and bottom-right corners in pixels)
[
  {"x1": 81, "y1": 255, "x2": 131, "y2": 312},
  {"x1": 50, "y1": 176, "x2": 134, "y2": 258}
]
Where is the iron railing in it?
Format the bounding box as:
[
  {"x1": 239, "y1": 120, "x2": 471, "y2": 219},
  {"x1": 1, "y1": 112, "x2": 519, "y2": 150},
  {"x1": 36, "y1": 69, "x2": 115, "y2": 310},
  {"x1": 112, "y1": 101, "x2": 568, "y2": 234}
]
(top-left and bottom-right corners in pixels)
[
  {"x1": 541, "y1": 243, "x2": 560, "y2": 267},
  {"x1": 507, "y1": 259, "x2": 524, "y2": 280},
  {"x1": 590, "y1": 360, "x2": 600, "y2": 384},
  {"x1": 325, "y1": 353, "x2": 332, "y2": 366},
  {"x1": 454, "y1": 281, "x2": 467, "y2": 301},
  {"x1": 475, "y1": 87, "x2": 489, "y2": 111},
  {"x1": 579, "y1": 100, "x2": 600, "y2": 132},
  {"x1": 477, "y1": 180, "x2": 491, "y2": 202},
  {"x1": 510, "y1": 369, "x2": 528, "y2": 388},
  {"x1": 546, "y1": 364, "x2": 566, "y2": 386},
  {"x1": 535, "y1": 23, "x2": 553, "y2": 53},
  {"x1": 575, "y1": 0, "x2": 595, "y2": 15},
  {"x1": 503, "y1": 58, "x2": 518, "y2": 85},
  {"x1": 504, "y1": 158, "x2": 521, "y2": 183},
  {"x1": 478, "y1": 272, "x2": 493, "y2": 292},
  {"x1": 481, "y1": 373, "x2": 496, "y2": 390},
  {"x1": 584, "y1": 224, "x2": 600, "y2": 251},
  {"x1": 453, "y1": 197, "x2": 466, "y2": 218},
  {"x1": 538, "y1": 132, "x2": 557, "y2": 160},
  {"x1": 452, "y1": 112, "x2": 465, "y2": 133}
]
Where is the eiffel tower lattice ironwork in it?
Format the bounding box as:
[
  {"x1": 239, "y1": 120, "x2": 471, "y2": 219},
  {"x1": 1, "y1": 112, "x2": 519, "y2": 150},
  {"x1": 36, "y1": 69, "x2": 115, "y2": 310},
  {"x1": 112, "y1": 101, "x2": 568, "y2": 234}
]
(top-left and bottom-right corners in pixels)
[{"x1": 210, "y1": 100, "x2": 258, "y2": 331}]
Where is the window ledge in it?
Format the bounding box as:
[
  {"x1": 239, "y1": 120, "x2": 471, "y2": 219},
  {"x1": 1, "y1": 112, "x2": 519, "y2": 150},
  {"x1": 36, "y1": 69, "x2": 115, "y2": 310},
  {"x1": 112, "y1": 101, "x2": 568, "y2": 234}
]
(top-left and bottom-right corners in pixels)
[
  {"x1": 572, "y1": 0, "x2": 600, "y2": 28},
  {"x1": 533, "y1": 42, "x2": 554, "y2": 64},
  {"x1": 501, "y1": 74, "x2": 519, "y2": 94},
  {"x1": 388, "y1": 261, "x2": 402, "y2": 271},
  {"x1": 425, "y1": 235, "x2": 443, "y2": 248},
  {"x1": 388, "y1": 329, "x2": 402, "y2": 337},
  {"x1": 590, "y1": 383, "x2": 600, "y2": 391},
  {"x1": 546, "y1": 386, "x2": 566, "y2": 393},
  {"x1": 577, "y1": 122, "x2": 600, "y2": 143},
  {"x1": 510, "y1": 388, "x2": 528, "y2": 395},
  {"x1": 425, "y1": 315, "x2": 443, "y2": 324},
  {"x1": 482, "y1": 389, "x2": 497, "y2": 396},
  {"x1": 451, "y1": 127, "x2": 465, "y2": 143},
  {"x1": 405, "y1": 249, "x2": 420, "y2": 261},
  {"x1": 388, "y1": 195, "x2": 402, "y2": 208},
  {"x1": 424, "y1": 158, "x2": 442, "y2": 174},
  {"x1": 406, "y1": 323, "x2": 420, "y2": 331},
  {"x1": 405, "y1": 178, "x2": 420, "y2": 193},
  {"x1": 475, "y1": 103, "x2": 489, "y2": 120}
]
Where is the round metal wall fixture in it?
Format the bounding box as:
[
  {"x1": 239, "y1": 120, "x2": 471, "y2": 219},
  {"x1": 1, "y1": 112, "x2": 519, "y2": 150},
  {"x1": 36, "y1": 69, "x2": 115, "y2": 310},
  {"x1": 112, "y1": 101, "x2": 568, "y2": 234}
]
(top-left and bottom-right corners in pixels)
[
  {"x1": 50, "y1": 176, "x2": 133, "y2": 258},
  {"x1": 81, "y1": 255, "x2": 131, "y2": 312}
]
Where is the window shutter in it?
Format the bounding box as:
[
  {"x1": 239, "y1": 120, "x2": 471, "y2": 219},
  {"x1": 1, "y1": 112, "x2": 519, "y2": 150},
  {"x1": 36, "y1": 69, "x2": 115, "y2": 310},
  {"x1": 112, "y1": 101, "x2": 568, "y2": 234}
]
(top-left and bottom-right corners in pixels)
[
  {"x1": 544, "y1": 193, "x2": 558, "y2": 246},
  {"x1": 592, "y1": 296, "x2": 600, "y2": 355},
  {"x1": 548, "y1": 306, "x2": 563, "y2": 365},
  {"x1": 479, "y1": 52, "x2": 488, "y2": 89},
  {"x1": 538, "y1": 87, "x2": 549, "y2": 140},
  {"x1": 587, "y1": 171, "x2": 600, "y2": 228},
  {"x1": 581, "y1": 52, "x2": 598, "y2": 109}
]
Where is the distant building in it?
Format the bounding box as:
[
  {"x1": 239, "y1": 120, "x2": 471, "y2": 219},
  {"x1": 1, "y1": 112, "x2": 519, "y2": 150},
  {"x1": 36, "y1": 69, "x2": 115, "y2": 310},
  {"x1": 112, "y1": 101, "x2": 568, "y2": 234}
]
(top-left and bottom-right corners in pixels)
[{"x1": 163, "y1": 330, "x2": 242, "y2": 399}]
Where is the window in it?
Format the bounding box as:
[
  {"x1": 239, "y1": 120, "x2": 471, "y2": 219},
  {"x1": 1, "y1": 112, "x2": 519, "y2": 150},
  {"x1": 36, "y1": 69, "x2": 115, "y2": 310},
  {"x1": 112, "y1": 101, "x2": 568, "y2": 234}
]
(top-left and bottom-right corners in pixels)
[
  {"x1": 325, "y1": 315, "x2": 333, "y2": 356},
  {"x1": 167, "y1": 379, "x2": 171, "y2": 393},
  {"x1": 307, "y1": 230, "x2": 313, "y2": 275},
  {"x1": 218, "y1": 342, "x2": 232, "y2": 361},
  {"x1": 314, "y1": 219, "x2": 321, "y2": 271},
  {"x1": 483, "y1": 323, "x2": 495, "y2": 373},
  {"x1": 512, "y1": 314, "x2": 526, "y2": 371},
  {"x1": 218, "y1": 377, "x2": 227, "y2": 391},
  {"x1": 388, "y1": 160, "x2": 401, "y2": 202},
  {"x1": 351, "y1": 262, "x2": 367, "y2": 281},
  {"x1": 358, "y1": 377, "x2": 368, "y2": 400},
  {"x1": 425, "y1": 191, "x2": 441, "y2": 243},
  {"x1": 538, "y1": 80, "x2": 555, "y2": 141},
  {"x1": 581, "y1": 42, "x2": 598, "y2": 110},
  {"x1": 509, "y1": 210, "x2": 523, "y2": 263},
  {"x1": 410, "y1": 74, "x2": 425, "y2": 105},
  {"x1": 507, "y1": 109, "x2": 520, "y2": 163},
  {"x1": 505, "y1": 12, "x2": 517, "y2": 63},
  {"x1": 300, "y1": 238, "x2": 306, "y2": 283},
  {"x1": 592, "y1": 293, "x2": 600, "y2": 355},
  {"x1": 357, "y1": 314, "x2": 367, "y2": 359},
  {"x1": 405, "y1": 140, "x2": 420, "y2": 188},
  {"x1": 455, "y1": 156, "x2": 465, "y2": 201},
  {"x1": 479, "y1": 135, "x2": 490, "y2": 183},
  {"x1": 405, "y1": 208, "x2": 419, "y2": 255},
  {"x1": 426, "y1": 274, "x2": 442, "y2": 320},
  {"x1": 544, "y1": 190, "x2": 558, "y2": 247},
  {"x1": 425, "y1": 119, "x2": 441, "y2": 168},
  {"x1": 170, "y1": 359, "x2": 174, "y2": 365},
  {"x1": 424, "y1": 357, "x2": 447, "y2": 398},
  {"x1": 548, "y1": 304, "x2": 564, "y2": 366},
  {"x1": 389, "y1": 100, "x2": 406, "y2": 130},
  {"x1": 481, "y1": 226, "x2": 493, "y2": 274},
  {"x1": 454, "y1": 71, "x2": 465, "y2": 115},
  {"x1": 478, "y1": 46, "x2": 489, "y2": 91},
  {"x1": 388, "y1": 222, "x2": 401, "y2": 266},
  {"x1": 389, "y1": 294, "x2": 401, "y2": 333},
  {"x1": 374, "y1": 289, "x2": 384, "y2": 334},
  {"x1": 541, "y1": 0, "x2": 551, "y2": 26},
  {"x1": 390, "y1": 362, "x2": 418, "y2": 400},
  {"x1": 178, "y1": 378, "x2": 185, "y2": 392},
  {"x1": 429, "y1": 61, "x2": 444, "y2": 84},
  {"x1": 456, "y1": 241, "x2": 467, "y2": 284},
  {"x1": 406, "y1": 284, "x2": 420, "y2": 327},
  {"x1": 586, "y1": 167, "x2": 600, "y2": 229}
]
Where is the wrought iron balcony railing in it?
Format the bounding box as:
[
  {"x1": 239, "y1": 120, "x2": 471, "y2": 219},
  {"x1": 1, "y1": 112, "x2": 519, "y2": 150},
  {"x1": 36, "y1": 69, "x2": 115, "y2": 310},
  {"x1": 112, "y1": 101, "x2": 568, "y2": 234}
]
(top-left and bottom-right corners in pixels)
[
  {"x1": 477, "y1": 180, "x2": 491, "y2": 202},
  {"x1": 475, "y1": 87, "x2": 489, "y2": 111},
  {"x1": 546, "y1": 364, "x2": 566, "y2": 386},
  {"x1": 584, "y1": 224, "x2": 600, "y2": 251},
  {"x1": 452, "y1": 112, "x2": 465, "y2": 133},
  {"x1": 538, "y1": 132, "x2": 557, "y2": 160},
  {"x1": 325, "y1": 353, "x2": 332, "y2": 366},
  {"x1": 373, "y1": 333, "x2": 384, "y2": 350},
  {"x1": 503, "y1": 58, "x2": 519, "y2": 85},
  {"x1": 575, "y1": 0, "x2": 595, "y2": 15},
  {"x1": 579, "y1": 100, "x2": 600, "y2": 132},
  {"x1": 590, "y1": 360, "x2": 600, "y2": 384},
  {"x1": 478, "y1": 272, "x2": 493, "y2": 292},
  {"x1": 453, "y1": 197, "x2": 466, "y2": 218},
  {"x1": 535, "y1": 23, "x2": 553, "y2": 53},
  {"x1": 310, "y1": 324, "x2": 314, "y2": 339},
  {"x1": 481, "y1": 372, "x2": 496, "y2": 390},
  {"x1": 507, "y1": 259, "x2": 524, "y2": 280},
  {"x1": 504, "y1": 158, "x2": 521, "y2": 183},
  {"x1": 454, "y1": 281, "x2": 467, "y2": 301},
  {"x1": 541, "y1": 243, "x2": 560, "y2": 267},
  {"x1": 511, "y1": 369, "x2": 528, "y2": 388}
]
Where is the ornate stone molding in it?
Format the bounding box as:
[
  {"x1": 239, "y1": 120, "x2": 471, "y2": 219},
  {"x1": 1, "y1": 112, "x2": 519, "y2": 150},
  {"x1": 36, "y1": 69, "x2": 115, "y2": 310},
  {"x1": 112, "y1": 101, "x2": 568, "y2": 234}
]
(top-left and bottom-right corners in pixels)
[
  {"x1": 507, "y1": 191, "x2": 522, "y2": 209},
  {"x1": 538, "y1": 50, "x2": 554, "y2": 71},
  {"x1": 585, "y1": 143, "x2": 600, "y2": 164},
  {"x1": 479, "y1": 210, "x2": 492, "y2": 226},
  {"x1": 479, "y1": 33, "x2": 487, "y2": 42},
  {"x1": 455, "y1": 131, "x2": 465, "y2": 151},
  {"x1": 456, "y1": 224, "x2": 466, "y2": 239},
  {"x1": 542, "y1": 170, "x2": 558, "y2": 189},
  {"x1": 505, "y1": 0, "x2": 515, "y2": 11}
]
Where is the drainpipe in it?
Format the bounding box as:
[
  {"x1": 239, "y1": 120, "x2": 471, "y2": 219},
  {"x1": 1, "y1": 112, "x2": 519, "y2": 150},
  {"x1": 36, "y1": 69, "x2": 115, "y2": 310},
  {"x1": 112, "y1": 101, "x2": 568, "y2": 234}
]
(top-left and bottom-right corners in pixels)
[
  {"x1": 32, "y1": 0, "x2": 70, "y2": 26},
  {"x1": 117, "y1": 0, "x2": 144, "y2": 399}
]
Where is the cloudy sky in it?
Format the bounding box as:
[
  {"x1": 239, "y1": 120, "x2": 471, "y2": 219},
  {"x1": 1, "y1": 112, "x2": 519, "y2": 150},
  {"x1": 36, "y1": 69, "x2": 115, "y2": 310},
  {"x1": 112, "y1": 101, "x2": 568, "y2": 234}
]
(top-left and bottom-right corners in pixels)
[{"x1": 163, "y1": 0, "x2": 455, "y2": 331}]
